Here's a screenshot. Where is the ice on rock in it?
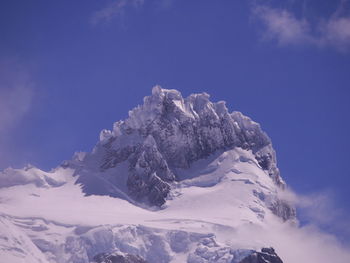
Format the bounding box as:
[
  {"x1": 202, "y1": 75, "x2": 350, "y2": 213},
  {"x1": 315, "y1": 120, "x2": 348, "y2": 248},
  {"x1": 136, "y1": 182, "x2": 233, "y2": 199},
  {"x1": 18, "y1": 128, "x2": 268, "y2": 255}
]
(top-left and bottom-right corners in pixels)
[
  {"x1": 99, "y1": 129, "x2": 113, "y2": 142},
  {"x1": 72, "y1": 151, "x2": 87, "y2": 162},
  {"x1": 213, "y1": 101, "x2": 228, "y2": 117}
]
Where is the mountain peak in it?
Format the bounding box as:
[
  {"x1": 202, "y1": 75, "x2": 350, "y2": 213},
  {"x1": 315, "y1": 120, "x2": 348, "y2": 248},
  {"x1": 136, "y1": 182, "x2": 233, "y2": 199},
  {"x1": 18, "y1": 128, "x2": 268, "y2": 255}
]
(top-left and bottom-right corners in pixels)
[
  {"x1": 0, "y1": 87, "x2": 297, "y2": 263},
  {"x1": 79, "y1": 87, "x2": 287, "y2": 209}
]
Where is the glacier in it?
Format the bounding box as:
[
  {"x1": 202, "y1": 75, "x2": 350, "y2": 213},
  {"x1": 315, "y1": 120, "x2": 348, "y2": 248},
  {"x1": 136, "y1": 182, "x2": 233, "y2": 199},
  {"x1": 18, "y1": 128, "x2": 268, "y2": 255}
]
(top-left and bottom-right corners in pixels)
[{"x1": 0, "y1": 87, "x2": 309, "y2": 263}]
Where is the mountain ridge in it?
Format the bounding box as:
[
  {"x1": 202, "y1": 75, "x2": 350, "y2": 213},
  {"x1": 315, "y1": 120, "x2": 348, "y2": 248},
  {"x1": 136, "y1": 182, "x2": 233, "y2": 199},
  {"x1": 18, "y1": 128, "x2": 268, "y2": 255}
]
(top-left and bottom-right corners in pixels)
[{"x1": 77, "y1": 86, "x2": 287, "y2": 210}]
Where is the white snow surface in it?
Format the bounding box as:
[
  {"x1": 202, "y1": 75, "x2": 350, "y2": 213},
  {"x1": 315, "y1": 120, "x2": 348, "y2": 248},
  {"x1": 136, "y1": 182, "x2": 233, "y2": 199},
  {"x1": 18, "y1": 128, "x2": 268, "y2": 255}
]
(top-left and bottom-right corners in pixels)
[
  {"x1": 1, "y1": 88, "x2": 349, "y2": 263},
  {"x1": 0, "y1": 147, "x2": 293, "y2": 263},
  {"x1": 1, "y1": 147, "x2": 350, "y2": 263}
]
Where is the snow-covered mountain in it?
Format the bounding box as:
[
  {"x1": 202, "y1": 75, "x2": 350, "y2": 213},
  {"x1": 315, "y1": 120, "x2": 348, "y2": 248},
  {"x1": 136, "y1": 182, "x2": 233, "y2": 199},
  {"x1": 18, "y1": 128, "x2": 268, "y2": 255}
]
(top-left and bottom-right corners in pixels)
[{"x1": 0, "y1": 87, "x2": 297, "y2": 263}]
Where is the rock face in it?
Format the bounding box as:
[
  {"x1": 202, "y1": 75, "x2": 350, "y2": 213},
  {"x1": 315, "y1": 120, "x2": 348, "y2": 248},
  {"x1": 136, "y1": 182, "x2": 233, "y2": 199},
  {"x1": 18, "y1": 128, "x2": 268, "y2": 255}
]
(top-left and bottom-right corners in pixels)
[
  {"x1": 76, "y1": 87, "x2": 294, "y2": 221},
  {"x1": 127, "y1": 135, "x2": 175, "y2": 206},
  {"x1": 93, "y1": 252, "x2": 148, "y2": 263},
  {"x1": 239, "y1": 248, "x2": 283, "y2": 263}
]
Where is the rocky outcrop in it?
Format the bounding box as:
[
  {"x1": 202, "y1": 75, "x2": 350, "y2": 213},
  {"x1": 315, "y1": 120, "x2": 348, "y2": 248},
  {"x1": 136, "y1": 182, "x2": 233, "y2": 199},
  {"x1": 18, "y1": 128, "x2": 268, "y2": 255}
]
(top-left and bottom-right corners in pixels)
[
  {"x1": 127, "y1": 135, "x2": 175, "y2": 206},
  {"x1": 93, "y1": 252, "x2": 147, "y2": 263},
  {"x1": 239, "y1": 248, "x2": 283, "y2": 263},
  {"x1": 269, "y1": 199, "x2": 297, "y2": 222}
]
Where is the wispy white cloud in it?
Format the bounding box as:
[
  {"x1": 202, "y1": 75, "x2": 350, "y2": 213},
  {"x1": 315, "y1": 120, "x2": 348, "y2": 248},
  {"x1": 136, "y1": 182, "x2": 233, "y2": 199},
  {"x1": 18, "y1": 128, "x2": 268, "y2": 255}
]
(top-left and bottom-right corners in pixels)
[
  {"x1": 252, "y1": 5, "x2": 313, "y2": 46},
  {"x1": 263, "y1": 221, "x2": 350, "y2": 263},
  {"x1": 91, "y1": 0, "x2": 173, "y2": 25},
  {"x1": 277, "y1": 186, "x2": 350, "y2": 242},
  {"x1": 279, "y1": 187, "x2": 349, "y2": 229},
  {"x1": 0, "y1": 58, "x2": 34, "y2": 169},
  {"x1": 296, "y1": 190, "x2": 350, "y2": 240},
  {"x1": 91, "y1": 0, "x2": 145, "y2": 25},
  {"x1": 252, "y1": 0, "x2": 350, "y2": 51},
  {"x1": 0, "y1": 58, "x2": 34, "y2": 135},
  {"x1": 322, "y1": 17, "x2": 350, "y2": 51},
  {"x1": 228, "y1": 187, "x2": 350, "y2": 262}
]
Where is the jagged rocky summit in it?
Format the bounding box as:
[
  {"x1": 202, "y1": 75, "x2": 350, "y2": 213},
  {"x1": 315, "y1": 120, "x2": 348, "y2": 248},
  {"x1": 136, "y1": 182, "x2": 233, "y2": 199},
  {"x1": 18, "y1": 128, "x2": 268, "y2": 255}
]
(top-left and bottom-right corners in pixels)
[
  {"x1": 78, "y1": 87, "x2": 283, "y2": 203},
  {"x1": 75, "y1": 86, "x2": 294, "y2": 221}
]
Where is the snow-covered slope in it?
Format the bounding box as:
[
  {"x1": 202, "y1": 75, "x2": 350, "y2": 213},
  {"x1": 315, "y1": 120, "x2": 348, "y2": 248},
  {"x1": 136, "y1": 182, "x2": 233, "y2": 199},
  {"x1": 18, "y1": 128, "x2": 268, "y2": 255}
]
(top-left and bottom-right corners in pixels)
[{"x1": 0, "y1": 87, "x2": 303, "y2": 263}]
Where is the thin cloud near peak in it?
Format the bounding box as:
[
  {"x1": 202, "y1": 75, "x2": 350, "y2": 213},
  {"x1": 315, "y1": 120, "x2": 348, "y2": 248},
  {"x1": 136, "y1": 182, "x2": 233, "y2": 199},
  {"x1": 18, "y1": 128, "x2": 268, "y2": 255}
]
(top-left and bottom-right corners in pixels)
[
  {"x1": 0, "y1": 58, "x2": 34, "y2": 135},
  {"x1": 0, "y1": 57, "x2": 35, "y2": 169}
]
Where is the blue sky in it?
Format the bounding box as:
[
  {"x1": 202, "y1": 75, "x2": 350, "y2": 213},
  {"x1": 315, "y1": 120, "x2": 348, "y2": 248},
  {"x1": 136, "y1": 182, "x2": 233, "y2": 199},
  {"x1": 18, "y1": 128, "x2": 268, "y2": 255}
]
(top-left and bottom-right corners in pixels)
[{"x1": 1, "y1": 0, "x2": 350, "y2": 242}]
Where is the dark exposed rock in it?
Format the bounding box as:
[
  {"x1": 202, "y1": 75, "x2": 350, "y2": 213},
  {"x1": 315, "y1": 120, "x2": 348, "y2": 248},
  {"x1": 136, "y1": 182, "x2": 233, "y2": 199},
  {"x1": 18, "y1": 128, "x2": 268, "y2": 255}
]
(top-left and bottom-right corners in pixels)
[
  {"x1": 93, "y1": 252, "x2": 148, "y2": 263},
  {"x1": 127, "y1": 135, "x2": 174, "y2": 206},
  {"x1": 269, "y1": 199, "x2": 297, "y2": 222},
  {"x1": 239, "y1": 247, "x2": 283, "y2": 263}
]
